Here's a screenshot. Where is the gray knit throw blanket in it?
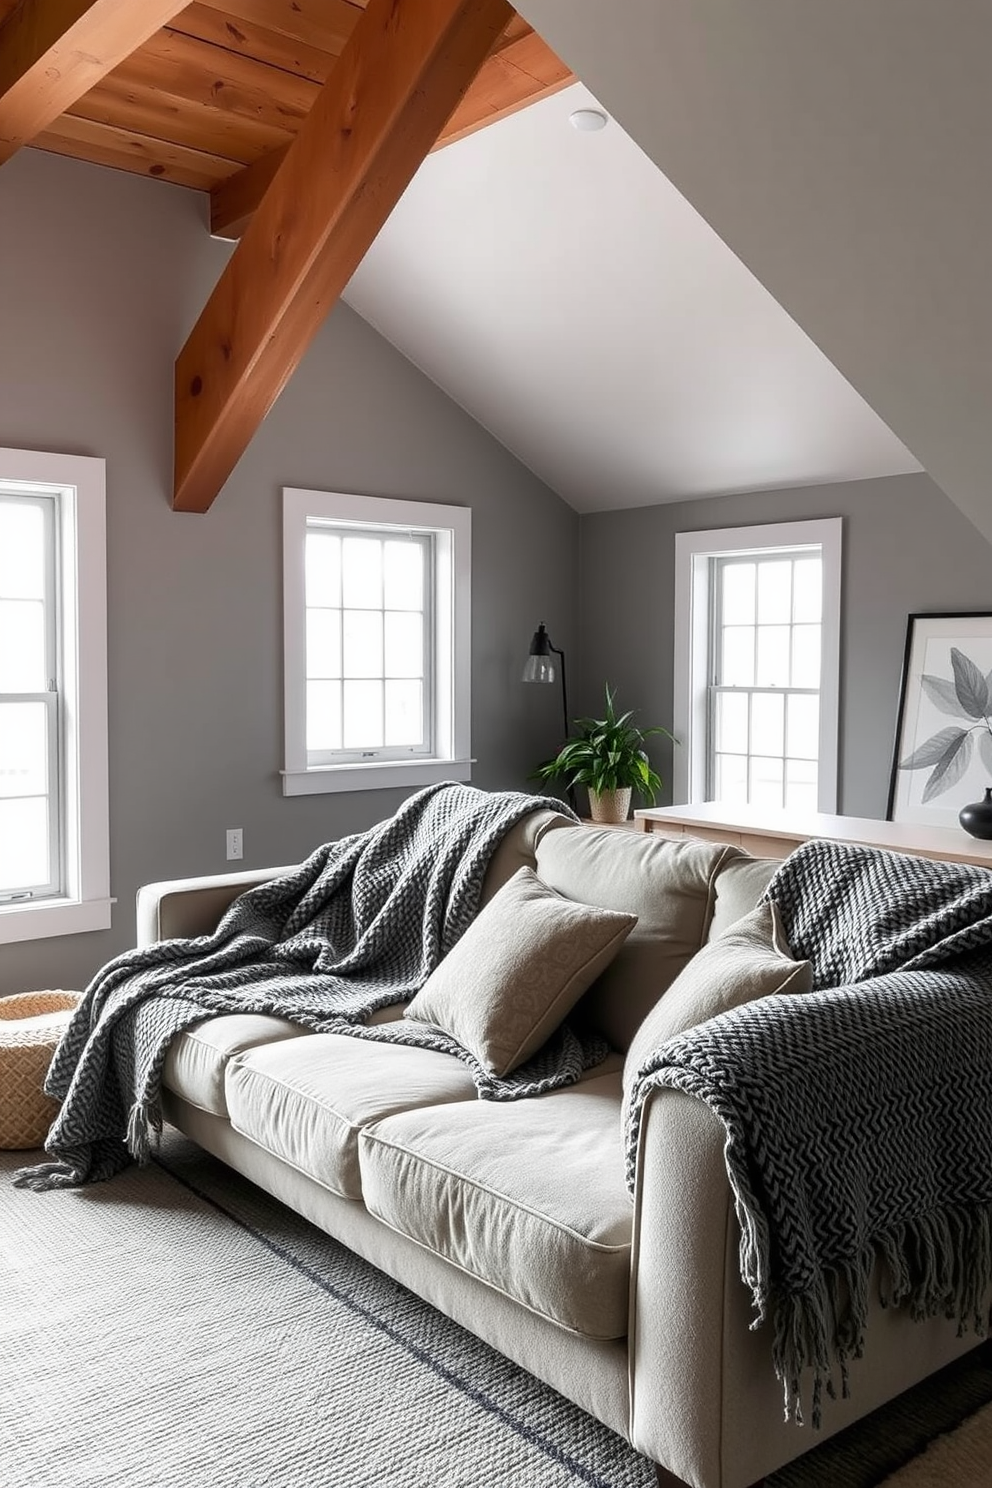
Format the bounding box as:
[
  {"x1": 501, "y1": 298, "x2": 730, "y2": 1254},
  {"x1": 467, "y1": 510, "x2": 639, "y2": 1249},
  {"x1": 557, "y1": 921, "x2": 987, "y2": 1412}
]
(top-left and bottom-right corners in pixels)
[
  {"x1": 624, "y1": 838, "x2": 992, "y2": 1428},
  {"x1": 16, "y1": 784, "x2": 604, "y2": 1193}
]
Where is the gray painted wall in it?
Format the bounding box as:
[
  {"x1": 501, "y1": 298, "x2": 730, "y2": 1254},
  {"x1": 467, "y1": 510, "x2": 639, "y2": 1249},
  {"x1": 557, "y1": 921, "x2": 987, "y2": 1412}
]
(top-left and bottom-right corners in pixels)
[
  {"x1": 519, "y1": 0, "x2": 992, "y2": 543},
  {"x1": 576, "y1": 472, "x2": 992, "y2": 819},
  {"x1": 0, "y1": 149, "x2": 577, "y2": 996}
]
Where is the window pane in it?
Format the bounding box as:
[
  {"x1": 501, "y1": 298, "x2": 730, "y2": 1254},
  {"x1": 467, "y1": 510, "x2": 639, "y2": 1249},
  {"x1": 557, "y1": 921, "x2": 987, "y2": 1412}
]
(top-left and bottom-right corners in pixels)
[
  {"x1": 714, "y1": 753, "x2": 748, "y2": 804},
  {"x1": 755, "y1": 625, "x2": 790, "y2": 686},
  {"x1": 305, "y1": 533, "x2": 341, "y2": 608},
  {"x1": 342, "y1": 610, "x2": 383, "y2": 679},
  {"x1": 756, "y1": 561, "x2": 791, "y2": 623},
  {"x1": 721, "y1": 562, "x2": 755, "y2": 625},
  {"x1": 720, "y1": 626, "x2": 754, "y2": 686},
  {"x1": 0, "y1": 503, "x2": 45, "y2": 600},
  {"x1": 751, "y1": 692, "x2": 784, "y2": 757},
  {"x1": 791, "y1": 625, "x2": 821, "y2": 688},
  {"x1": 0, "y1": 598, "x2": 47, "y2": 690},
  {"x1": 343, "y1": 681, "x2": 383, "y2": 748},
  {"x1": 749, "y1": 756, "x2": 784, "y2": 810},
  {"x1": 715, "y1": 690, "x2": 748, "y2": 752},
  {"x1": 306, "y1": 609, "x2": 341, "y2": 680},
  {"x1": 0, "y1": 796, "x2": 49, "y2": 892},
  {"x1": 342, "y1": 538, "x2": 382, "y2": 609},
  {"x1": 385, "y1": 681, "x2": 424, "y2": 746},
  {"x1": 0, "y1": 701, "x2": 47, "y2": 797},
  {"x1": 384, "y1": 612, "x2": 423, "y2": 679},
  {"x1": 793, "y1": 558, "x2": 822, "y2": 622},
  {"x1": 786, "y1": 693, "x2": 820, "y2": 760},
  {"x1": 306, "y1": 681, "x2": 341, "y2": 751},
  {"x1": 785, "y1": 758, "x2": 818, "y2": 812},
  {"x1": 383, "y1": 541, "x2": 424, "y2": 611}
]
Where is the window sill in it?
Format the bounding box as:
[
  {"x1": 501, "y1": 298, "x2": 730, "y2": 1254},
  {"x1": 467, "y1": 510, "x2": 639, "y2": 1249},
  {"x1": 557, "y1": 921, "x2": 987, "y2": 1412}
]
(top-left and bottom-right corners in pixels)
[
  {"x1": 0, "y1": 896, "x2": 114, "y2": 946},
  {"x1": 281, "y1": 758, "x2": 474, "y2": 797}
]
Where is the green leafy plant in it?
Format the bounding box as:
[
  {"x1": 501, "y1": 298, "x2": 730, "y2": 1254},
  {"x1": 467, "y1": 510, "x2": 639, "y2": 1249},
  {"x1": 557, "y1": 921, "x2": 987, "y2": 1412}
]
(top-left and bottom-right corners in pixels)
[{"x1": 532, "y1": 685, "x2": 674, "y2": 805}]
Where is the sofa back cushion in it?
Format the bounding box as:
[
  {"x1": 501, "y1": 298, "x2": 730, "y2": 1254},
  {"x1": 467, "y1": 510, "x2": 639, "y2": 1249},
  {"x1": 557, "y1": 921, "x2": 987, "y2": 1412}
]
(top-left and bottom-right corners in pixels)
[
  {"x1": 706, "y1": 855, "x2": 781, "y2": 941},
  {"x1": 534, "y1": 827, "x2": 743, "y2": 1051},
  {"x1": 479, "y1": 808, "x2": 576, "y2": 907}
]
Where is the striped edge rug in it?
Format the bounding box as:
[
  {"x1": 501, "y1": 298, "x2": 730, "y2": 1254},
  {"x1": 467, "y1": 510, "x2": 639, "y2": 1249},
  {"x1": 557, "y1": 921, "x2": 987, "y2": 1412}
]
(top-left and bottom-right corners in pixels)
[{"x1": 1, "y1": 1128, "x2": 990, "y2": 1488}]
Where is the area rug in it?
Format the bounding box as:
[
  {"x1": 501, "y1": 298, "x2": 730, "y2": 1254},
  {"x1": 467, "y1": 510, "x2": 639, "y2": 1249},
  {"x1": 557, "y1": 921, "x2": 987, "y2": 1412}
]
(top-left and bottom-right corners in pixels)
[{"x1": 2, "y1": 1130, "x2": 990, "y2": 1488}]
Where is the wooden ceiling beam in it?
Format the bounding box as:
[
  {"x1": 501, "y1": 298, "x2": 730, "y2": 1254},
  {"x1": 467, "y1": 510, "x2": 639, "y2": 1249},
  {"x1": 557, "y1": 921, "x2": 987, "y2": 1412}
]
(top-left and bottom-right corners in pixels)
[
  {"x1": 208, "y1": 16, "x2": 569, "y2": 240},
  {"x1": 173, "y1": 0, "x2": 513, "y2": 513},
  {"x1": 0, "y1": 0, "x2": 190, "y2": 165}
]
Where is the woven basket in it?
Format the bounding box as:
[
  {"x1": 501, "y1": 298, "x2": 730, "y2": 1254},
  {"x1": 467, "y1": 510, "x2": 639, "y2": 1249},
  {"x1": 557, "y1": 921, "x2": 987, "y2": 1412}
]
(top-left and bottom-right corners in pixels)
[{"x1": 0, "y1": 990, "x2": 82, "y2": 1150}]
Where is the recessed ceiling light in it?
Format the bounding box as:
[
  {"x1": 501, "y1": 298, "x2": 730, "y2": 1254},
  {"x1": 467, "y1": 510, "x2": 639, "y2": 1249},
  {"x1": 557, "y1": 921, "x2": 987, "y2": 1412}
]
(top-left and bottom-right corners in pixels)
[{"x1": 569, "y1": 108, "x2": 608, "y2": 133}]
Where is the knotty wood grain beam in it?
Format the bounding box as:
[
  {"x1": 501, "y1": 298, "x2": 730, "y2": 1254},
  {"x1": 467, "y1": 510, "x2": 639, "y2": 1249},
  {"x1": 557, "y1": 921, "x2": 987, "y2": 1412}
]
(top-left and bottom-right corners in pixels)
[
  {"x1": 173, "y1": 0, "x2": 512, "y2": 513},
  {"x1": 0, "y1": 0, "x2": 188, "y2": 164},
  {"x1": 208, "y1": 16, "x2": 566, "y2": 240}
]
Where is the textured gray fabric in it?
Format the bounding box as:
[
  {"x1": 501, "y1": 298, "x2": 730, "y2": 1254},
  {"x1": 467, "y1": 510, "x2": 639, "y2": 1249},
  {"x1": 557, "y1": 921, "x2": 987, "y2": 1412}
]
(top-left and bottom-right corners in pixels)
[
  {"x1": 16, "y1": 785, "x2": 606, "y2": 1192},
  {"x1": 624, "y1": 840, "x2": 992, "y2": 1428}
]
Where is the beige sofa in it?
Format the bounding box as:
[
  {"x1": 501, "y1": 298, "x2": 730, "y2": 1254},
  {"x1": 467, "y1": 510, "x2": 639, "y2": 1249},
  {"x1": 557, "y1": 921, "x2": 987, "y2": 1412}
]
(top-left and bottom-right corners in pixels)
[{"x1": 136, "y1": 814, "x2": 978, "y2": 1488}]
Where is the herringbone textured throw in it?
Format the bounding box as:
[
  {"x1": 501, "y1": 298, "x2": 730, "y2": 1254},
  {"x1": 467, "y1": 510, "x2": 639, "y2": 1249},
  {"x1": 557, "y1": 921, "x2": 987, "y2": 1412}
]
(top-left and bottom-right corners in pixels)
[
  {"x1": 16, "y1": 784, "x2": 603, "y2": 1193},
  {"x1": 625, "y1": 839, "x2": 992, "y2": 1428}
]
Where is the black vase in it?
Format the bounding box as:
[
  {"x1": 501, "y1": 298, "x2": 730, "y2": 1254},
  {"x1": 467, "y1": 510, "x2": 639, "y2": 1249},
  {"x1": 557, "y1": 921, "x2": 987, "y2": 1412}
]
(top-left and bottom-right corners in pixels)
[{"x1": 959, "y1": 787, "x2": 992, "y2": 839}]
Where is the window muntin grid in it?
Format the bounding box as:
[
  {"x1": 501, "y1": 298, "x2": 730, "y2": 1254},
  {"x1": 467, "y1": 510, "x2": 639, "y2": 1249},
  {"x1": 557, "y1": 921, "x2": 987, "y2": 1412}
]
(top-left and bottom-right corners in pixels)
[
  {"x1": 304, "y1": 524, "x2": 434, "y2": 764},
  {"x1": 0, "y1": 493, "x2": 60, "y2": 900},
  {"x1": 709, "y1": 551, "x2": 822, "y2": 811}
]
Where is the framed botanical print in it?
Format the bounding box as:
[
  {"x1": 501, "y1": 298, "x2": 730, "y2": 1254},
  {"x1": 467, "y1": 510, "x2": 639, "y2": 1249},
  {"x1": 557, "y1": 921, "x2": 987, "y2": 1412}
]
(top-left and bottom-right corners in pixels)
[{"x1": 888, "y1": 612, "x2": 992, "y2": 827}]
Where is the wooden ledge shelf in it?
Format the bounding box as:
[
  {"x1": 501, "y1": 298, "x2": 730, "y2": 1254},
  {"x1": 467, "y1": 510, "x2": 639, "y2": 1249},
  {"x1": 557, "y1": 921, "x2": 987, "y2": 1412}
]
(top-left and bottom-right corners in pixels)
[{"x1": 633, "y1": 803, "x2": 992, "y2": 869}]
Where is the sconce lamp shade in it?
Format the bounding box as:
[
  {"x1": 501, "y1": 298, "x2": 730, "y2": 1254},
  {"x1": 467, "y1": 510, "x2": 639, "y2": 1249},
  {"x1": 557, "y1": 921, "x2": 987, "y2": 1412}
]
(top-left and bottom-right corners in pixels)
[{"x1": 522, "y1": 623, "x2": 556, "y2": 684}]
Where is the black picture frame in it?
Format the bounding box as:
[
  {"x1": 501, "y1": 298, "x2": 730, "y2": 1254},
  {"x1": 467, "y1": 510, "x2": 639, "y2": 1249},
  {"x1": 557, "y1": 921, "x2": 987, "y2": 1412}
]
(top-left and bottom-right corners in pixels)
[{"x1": 887, "y1": 610, "x2": 992, "y2": 826}]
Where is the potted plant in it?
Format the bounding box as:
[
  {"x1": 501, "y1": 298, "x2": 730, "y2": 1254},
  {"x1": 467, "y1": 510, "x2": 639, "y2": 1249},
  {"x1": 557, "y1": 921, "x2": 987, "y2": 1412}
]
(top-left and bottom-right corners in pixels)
[{"x1": 532, "y1": 686, "x2": 675, "y2": 823}]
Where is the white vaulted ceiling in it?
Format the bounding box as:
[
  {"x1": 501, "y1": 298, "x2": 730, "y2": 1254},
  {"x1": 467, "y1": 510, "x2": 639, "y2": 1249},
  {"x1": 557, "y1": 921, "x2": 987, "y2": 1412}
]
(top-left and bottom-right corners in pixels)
[{"x1": 344, "y1": 80, "x2": 919, "y2": 514}]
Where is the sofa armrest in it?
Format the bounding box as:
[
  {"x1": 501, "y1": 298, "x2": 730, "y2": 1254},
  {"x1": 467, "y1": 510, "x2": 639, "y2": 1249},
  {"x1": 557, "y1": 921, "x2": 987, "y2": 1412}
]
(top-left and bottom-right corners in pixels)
[
  {"x1": 135, "y1": 866, "x2": 295, "y2": 947},
  {"x1": 628, "y1": 1086, "x2": 741, "y2": 1488},
  {"x1": 628, "y1": 1085, "x2": 984, "y2": 1488}
]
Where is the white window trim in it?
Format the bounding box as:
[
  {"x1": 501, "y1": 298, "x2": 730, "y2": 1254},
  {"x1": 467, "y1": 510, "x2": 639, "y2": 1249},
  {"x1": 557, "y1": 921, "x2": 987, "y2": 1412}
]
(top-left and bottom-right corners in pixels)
[
  {"x1": 281, "y1": 488, "x2": 472, "y2": 796},
  {"x1": 0, "y1": 448, "x2": 111, "y2": 945},
  {"x1": 673, "y1": 518, "x2": 842, "y2": 812}
]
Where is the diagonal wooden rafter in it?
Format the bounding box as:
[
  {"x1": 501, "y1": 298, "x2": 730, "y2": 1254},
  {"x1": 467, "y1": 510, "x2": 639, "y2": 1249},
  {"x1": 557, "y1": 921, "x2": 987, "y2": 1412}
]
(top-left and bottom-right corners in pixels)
[
  {"x1": 173, "y1": 0, "x2": 513, "y2": 514},
  {"x1": 209, "y1": 17, "x2": 572, "y2": 240},
  {"x1": 0, "y1": 0, "x2": 190, "y2": 165}
]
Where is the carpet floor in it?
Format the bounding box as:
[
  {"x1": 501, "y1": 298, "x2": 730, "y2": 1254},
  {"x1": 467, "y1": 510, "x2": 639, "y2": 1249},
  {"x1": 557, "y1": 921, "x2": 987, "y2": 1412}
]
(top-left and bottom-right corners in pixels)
[{"x1": 2, "y1": 1129, "x2": 990, "y2": 1488}]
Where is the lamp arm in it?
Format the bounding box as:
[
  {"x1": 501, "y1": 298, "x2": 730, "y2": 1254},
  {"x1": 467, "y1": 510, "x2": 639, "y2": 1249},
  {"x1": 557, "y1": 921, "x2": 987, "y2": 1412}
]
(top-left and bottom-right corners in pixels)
[
  {"x1": 549, "y1": 643, "x2": 576, "y2": 812},
  {"x1": 549, "y1": 644, "x2": 569, "y2": 742}
]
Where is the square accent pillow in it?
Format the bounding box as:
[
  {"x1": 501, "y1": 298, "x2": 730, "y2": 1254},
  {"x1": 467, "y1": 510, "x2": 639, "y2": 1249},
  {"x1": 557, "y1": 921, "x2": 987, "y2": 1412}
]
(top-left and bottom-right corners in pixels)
[
  {"x1": 404, "y1": 866, "x2": 637, "y2": 1077},
  {"x1": 621, "y1": 901, "x2": 813, "y2": 1128}
]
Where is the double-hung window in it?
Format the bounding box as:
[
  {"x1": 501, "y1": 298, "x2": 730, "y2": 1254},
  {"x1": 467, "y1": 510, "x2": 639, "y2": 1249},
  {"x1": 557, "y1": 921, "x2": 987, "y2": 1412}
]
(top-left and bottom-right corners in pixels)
[
  {"x1": 0, "y1": 449, "x2": 110, "y2": 944},
  {"x1": 282, "y1": 488, "x2": 471, "y2": 795},
  {"x1": 674, "y1": 519, "x2": 841, "y2": 813}
]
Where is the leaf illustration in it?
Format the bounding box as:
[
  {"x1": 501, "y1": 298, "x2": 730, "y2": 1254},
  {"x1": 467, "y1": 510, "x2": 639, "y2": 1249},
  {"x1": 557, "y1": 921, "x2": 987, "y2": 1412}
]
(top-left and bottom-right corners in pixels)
[
  {"x1": 950, "y1": 647, "x2": 989, "y2": 719},
  {"x1": 980, "y1": 729, "x2": 992, "y2": 778},
  {"x1": 900, "y1": 725, "x2": 969, "y2": 770},
  {"x1": 920, "y1": 674, "x2": 964, "y2": 717},
  {"x1": 922, "y1": 729, "x2": 972, "y2": 802}
]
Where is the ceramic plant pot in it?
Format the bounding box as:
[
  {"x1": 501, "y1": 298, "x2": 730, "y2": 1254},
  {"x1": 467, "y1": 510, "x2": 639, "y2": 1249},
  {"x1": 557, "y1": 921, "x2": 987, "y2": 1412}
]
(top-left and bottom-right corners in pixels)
[{"x1": 587, "y1": 788, "x2": 633, "y2": 824}]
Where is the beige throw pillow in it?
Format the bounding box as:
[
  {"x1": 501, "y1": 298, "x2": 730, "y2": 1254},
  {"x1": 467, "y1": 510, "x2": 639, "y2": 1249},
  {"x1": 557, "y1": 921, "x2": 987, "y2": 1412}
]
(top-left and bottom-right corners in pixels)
[
  {"x1": 621, "y1": 901, "x2": 813, "y2": 1127},
  {"x1": 404, "y1": 867, "x2": 637, "y2": 1078}
]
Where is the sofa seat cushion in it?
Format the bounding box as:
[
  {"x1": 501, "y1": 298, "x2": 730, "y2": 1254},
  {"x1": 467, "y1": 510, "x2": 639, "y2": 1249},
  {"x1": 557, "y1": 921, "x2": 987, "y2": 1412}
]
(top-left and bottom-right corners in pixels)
[
  {"x1": 224, "y1": 1034, "x2": 478, "y2": 1201},
  {"x1": 358, "y1": 1071, "x2": 633, "y2": 1339},
  {"x1": 162, "y1": 1014, "x2": 315, "y2": 1118}
]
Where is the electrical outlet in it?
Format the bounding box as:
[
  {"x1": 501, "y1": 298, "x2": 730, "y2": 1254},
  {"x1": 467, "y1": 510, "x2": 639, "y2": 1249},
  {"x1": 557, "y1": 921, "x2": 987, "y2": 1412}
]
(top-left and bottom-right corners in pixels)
[{"x1": 226, "y1": 828, "x2": 243, "y2": 861}]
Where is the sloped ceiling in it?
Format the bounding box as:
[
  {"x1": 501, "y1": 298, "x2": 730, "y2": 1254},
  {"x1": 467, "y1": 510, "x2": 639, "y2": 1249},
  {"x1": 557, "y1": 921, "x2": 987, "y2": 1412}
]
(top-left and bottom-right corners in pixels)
[
  {"x1": 345, "y1": 80, "x2": 919, "y2": 513},
  {"x1": 513, "y1": 0, "x2": 992, "y2": 538}
]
